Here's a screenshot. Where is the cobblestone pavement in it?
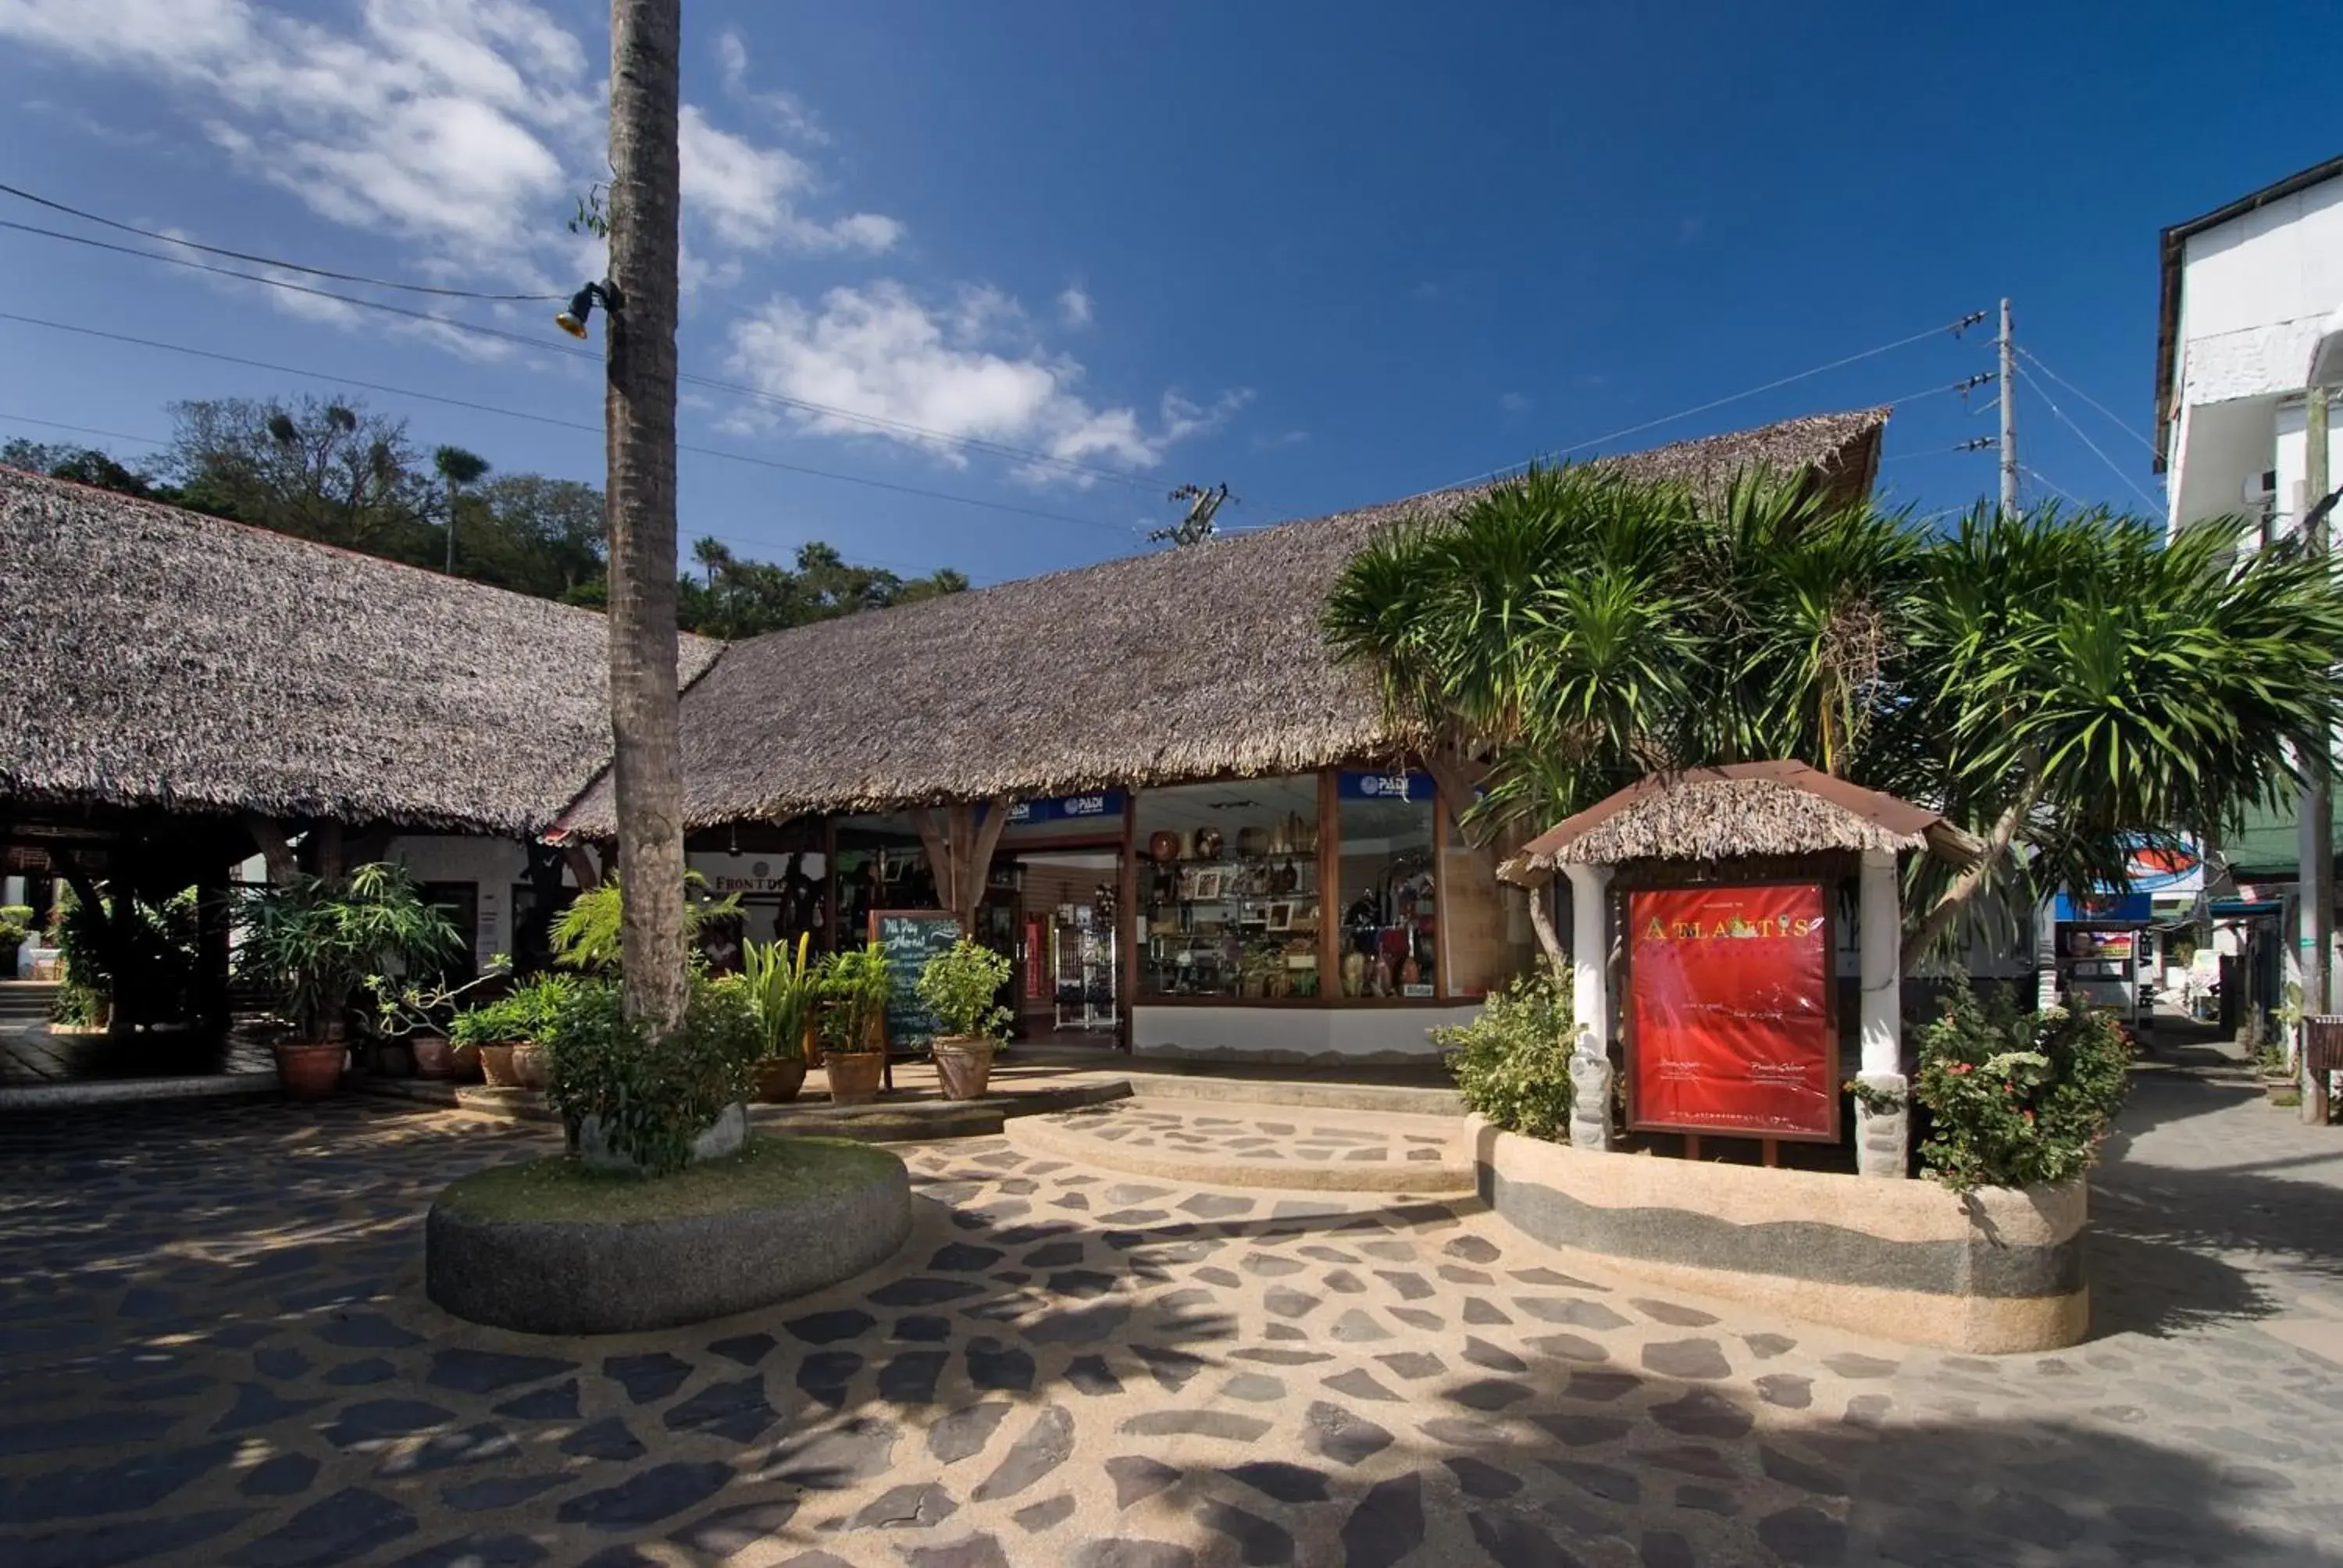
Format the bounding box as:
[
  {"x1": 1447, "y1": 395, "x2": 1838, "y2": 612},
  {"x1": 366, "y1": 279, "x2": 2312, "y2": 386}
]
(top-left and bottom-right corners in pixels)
[
  {"x1": 1006, "y1": 1102, "x2": 1472, "y2": 1193},
  {"x1": 4, "y1": 1079, "x2": 2343, "y2": 1567}
]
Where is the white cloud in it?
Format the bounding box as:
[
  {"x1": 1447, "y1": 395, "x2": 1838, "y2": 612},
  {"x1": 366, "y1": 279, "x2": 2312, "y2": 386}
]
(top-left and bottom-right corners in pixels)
[
  {"x1": 0, "y1": 0, "x2": 895, "y2": 286},
  {"x1": 1057, "y1": 285, "x2": 1093, "y2": 329},
  {"x1": 725, "y1": 281, "x2": 1246, "y2": 483},
  {"x1": 715, "y1": 26, "x2": 826, "y2": 143}
]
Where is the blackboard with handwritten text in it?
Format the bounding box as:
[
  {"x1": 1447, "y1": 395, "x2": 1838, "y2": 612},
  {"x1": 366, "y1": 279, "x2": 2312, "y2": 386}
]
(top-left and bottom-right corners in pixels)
[{"x1": 871, "y1": 910, "x2": 961, "y2": 1050}]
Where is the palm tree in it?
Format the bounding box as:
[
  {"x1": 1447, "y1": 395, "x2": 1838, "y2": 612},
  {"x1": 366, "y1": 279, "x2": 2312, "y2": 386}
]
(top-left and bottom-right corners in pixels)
[
  {"x1": 1325, "y1": 472, "x2": 2343, "y2": 972},
  {"x1": 691, "y1": 535, "x2": 734, "y2": 587},
  {"x1": 433, "y1": 445, "x2": 490, "y2": 573},
  {"x1": 603, "y1": 0, "x2": 690, "y2": 1035}
]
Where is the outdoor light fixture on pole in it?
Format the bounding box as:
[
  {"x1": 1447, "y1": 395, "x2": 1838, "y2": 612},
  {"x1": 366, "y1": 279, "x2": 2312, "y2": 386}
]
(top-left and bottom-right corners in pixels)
[
  {"x1": 554, "y1": 280, "x2": 622, "y2": 339},
  {"x1": 2298, "y1": 300, "x2": 2343, "y2": 1123}
]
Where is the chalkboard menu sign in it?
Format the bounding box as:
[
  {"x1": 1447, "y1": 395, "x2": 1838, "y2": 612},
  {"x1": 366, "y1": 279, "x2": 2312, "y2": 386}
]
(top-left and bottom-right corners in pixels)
[{"x1": 871, "y1": 910, "x2": 961, "y2": 1050}]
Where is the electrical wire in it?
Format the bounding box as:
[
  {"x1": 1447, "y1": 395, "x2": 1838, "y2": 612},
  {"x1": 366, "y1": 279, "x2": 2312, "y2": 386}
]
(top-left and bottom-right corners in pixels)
[
  {"x1": 2020, "y1": 463, "x2": 2087, "y2": 508},
  {"x1": 1425, "y1": 311, "x2": 1990, "y2": 494},
  {"x1": 0, "y1": 212, "x2": 1185, "y2": 496},
  {"x1": 2016, "y1": 344, "x2": 2157, "y2": 456},
  {"x1": 0, "y1": 411, "x2": 170, "y2": 448},
  {"x1": 0, "y1": 311, "x2": 1136, "y2": 536},
  {"x1": 2011, "y1": 362, "x2": 2163, "y2": 513},
  {"x1": 0, "y1": 180, "x2": 566, "y2": 301}
]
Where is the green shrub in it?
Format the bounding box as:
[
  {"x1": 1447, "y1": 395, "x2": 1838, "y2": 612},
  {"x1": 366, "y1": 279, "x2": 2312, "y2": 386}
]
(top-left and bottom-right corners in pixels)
[
  {"x1": 238, "y1": 865, "x2": 462, "y2": 1042},
  {"x1": 544, "y1": 975, "x2": 762, "y2": 1176},
  {"x1": 917, "y1": 939, "x2": 1012, "y2": 1041},
  {"x1": 449, "y1": 972, "x2": 577, "y2": 1047},
  {"x1": 549, "y1": 873, "x2": 740, "y2": 973},
  {"x1": 1910, "y1": 982, "x2": 2134, "y2": 1192},
  {"x1": 1434, "y1": 970, "x2": 1575, "y2": 1140},
  {"x1": 0, "y1": 903, "x2": 33, "y2": 953},
  {"x1": 741, "y1": 934, "x2": 817, "y2": 1060},
  {"x1": 817, "y1": 943, "x2": 892, "y2": 1055}
]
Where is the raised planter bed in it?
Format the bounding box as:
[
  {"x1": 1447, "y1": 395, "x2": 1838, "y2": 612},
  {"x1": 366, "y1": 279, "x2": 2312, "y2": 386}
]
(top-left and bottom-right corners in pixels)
[
  {"x1": 1473, "y1": 1117, "x2": 2088, "y2": 1353},
  {"x1": 425, "y1": 1135, "x2": 911, "y2": 1335}
]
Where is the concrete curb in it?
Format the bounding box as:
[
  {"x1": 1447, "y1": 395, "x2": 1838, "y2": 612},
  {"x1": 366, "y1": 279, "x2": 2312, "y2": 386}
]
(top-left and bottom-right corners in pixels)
[
  {"x1": 0, "y1": 1071, "x2": 280, "y2": 1111},
  {"x1": 425, "y1": 1144, "x2": 913, "y2": 1335},
  {"x1": 1005, "y1": 1105, "x2": 1475, "y2": 1195},
  {"x1": 1107, "y1": 1070, "x2": 1464, "y2": 1117}
]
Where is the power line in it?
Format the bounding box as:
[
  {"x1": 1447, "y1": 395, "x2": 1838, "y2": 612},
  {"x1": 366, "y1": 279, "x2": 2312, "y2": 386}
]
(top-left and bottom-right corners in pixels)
[
  {"x1": 0, "y1": 180, "x2": 565, "y2": 301},
  {"x1": 0, "y1": 213, "x2": 1181, "y2": 496},
  {"x1": 2020, "y1": 463, "x2": 2087, "y2": 508},
  {"x1": 0, "y1": 311, "x2": 1136, "y2": 536},
  {"x1": 2015, "y1": 344, "x2": 2159, "y2": 456},
  {"x1": 2011, "y1": 362, "x2": 2163, "y2": 513},
  {"x1": 1428, "y1": 310, "x2": 1990, "y2": 493},
  {"x1": 0, "y1": 411, "x2": 170, "y2": 449}
]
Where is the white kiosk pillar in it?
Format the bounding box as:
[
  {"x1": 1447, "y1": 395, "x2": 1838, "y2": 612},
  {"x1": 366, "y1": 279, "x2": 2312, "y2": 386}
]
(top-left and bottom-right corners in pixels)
[
  {"x1": 1563, "y1": 864, "x2": 1614, "y2": 1150},
  {"x1": 1856, "y1": 848, "x2": 1909, "y2": 1178}
]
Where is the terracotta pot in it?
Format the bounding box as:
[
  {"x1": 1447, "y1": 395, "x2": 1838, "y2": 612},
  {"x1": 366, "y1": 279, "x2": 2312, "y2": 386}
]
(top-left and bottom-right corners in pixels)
[
  {"x1": 826, "y1": 1050, "x2": 885, "y2": 1107},
  {"x1": 509, "y1": 1042, "x2": 549, "y2": 1091},
  {"x1": 478, "y1": 1043, "x2": 520, "y2": 1088},
  {"x1": 933, "y1": 1037, "x2": 997, "y2": 1101},
  {"x1": 412, "y1": 1034, "x2": 455, "y2": 1080},
  {"x1": 275, "y1": 1042, "x2": 346, "y2": 1101},
  {"x1": 450, "y1": 1041, "x2": 484, "y2": 1082},
  {"x1": 801, "y1": 1018, "x2": 823, "y2": 1069},
  {"x1": 752, "y1": 1056, "x2": 809, "y2": 1103}
]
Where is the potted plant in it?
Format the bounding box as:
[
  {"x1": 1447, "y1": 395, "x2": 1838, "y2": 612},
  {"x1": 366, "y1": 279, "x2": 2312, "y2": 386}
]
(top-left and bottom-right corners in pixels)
[
  {"x1": 818, "y1": 943, "x2": 891, "y2": 1106},
  {"x1": 917, "y1": 938, "x2": 1012, "y2": 1100},
  {"x1": 448, "y1": 974, "x2": 572, "y2": 1090},
  {"x1": 366, "y1": 959, "x2": 512, "y2": 1082},
  {"x1": 451, "y1": 994, "x2": 524, "y2": 1086},
  {"x1": 238, "y1": 864, "x2": 462, "y2": 1100},
  {"x1": 743, "y1": 933, "x2": 817, "y2": 1103}
]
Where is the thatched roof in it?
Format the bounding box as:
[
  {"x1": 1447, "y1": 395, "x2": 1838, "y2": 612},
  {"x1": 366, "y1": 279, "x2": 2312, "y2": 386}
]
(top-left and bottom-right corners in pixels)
[
  {"x1": 0, "y1": 469, "x2": 722, "y2": 836},
  {"x1": 560, "y1": 409, "x2": 1888, "y2": 835},
  {"x1": 1500, "y1": 761, "x2": 1981, "y2": 882}
]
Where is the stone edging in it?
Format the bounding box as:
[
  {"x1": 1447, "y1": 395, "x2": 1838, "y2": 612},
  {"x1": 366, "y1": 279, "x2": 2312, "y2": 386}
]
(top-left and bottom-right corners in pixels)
[
  {"x1": 1473, "y1": 1117, "x2": 2089, "y2": 1353},
  {"x1": 423, "y1": 1149, "x2": 913, "y2": 1335}
]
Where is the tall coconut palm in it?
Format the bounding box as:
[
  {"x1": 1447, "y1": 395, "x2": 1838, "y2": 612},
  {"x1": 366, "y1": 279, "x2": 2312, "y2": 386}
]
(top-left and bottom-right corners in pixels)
[
  {"x1": 433, "y1": 445, "x2": 490, "y2": 573},
  {"x1": 603, "y1": 0, "x2": 689, "y2": 1034}
]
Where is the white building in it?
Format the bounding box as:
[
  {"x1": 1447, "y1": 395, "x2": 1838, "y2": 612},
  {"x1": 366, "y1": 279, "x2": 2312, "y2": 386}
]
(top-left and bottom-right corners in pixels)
[{"x1": 2159, "y1": 155, "x2": 2343, "y2": 543}]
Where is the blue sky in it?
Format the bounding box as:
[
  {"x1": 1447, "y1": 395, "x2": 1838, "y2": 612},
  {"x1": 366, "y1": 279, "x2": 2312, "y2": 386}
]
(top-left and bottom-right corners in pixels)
[{"x1": 0, "y1": 1, "x2": 2327, "y2": 586}]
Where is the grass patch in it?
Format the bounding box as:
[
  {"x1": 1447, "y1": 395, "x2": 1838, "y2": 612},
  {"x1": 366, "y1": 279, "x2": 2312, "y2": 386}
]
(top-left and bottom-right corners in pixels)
[
  {"x1": 438, "y1": 1135, "x2": 900, "y2": 1224},
  {"x1": 2272, "y1": 1090, "x2": 2304, "y2": 1109}
]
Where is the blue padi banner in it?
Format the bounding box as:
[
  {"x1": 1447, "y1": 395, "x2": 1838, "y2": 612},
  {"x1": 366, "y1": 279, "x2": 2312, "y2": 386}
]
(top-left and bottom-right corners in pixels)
[
  {"x1": 1338, "y1": 770, "x2": 1435, "y2": 803},
  {"x1": 2052, "y1": 892, "x2": 2151, "y2": 925},
  {"x1": 1006, "y1": 790, "x2": 1125, "y2": 825}
]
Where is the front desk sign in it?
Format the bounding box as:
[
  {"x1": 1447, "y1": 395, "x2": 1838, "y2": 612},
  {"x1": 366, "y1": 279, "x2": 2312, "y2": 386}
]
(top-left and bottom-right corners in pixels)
[{"x1": 1627, "y1": 882, "x2": 1836, "y2": 1142}]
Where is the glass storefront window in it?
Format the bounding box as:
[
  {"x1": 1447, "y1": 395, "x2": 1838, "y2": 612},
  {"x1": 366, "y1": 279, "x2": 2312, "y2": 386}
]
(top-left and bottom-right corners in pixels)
[
  {"x1": 1336, "y1": 770, "x2": 1437, "y2": 998},
  {"x1": 1136, "y1": 775, "x2": 1321, "y2": 1000}
]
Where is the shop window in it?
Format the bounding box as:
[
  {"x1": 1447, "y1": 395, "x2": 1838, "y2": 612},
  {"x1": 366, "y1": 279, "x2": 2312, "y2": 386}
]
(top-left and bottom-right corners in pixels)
[
  {"x1": 1136, "y1": 775, "x2": 1320, "y2": 1000},
  {"x1": 1336, "y1": 771, "x2": 1437, "y2": 997}
]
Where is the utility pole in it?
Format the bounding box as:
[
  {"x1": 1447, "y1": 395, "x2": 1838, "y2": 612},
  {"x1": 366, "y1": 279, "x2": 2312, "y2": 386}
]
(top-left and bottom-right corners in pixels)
[
  {"x1": 1999, "y1": 298, "x2": 2019, "y2": 516},
  {"x1": 2302, "y1": 383, "x2": 2333, "y2": 1122},
  {"x1": 604, "y1": 0, "x2": 690, "y2": 1035}
]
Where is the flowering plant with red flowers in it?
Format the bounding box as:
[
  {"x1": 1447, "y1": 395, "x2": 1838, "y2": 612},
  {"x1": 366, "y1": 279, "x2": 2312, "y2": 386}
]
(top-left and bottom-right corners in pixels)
[{"x1": 1910, "y1": 976, "x2": 2133, "y2": 1192}]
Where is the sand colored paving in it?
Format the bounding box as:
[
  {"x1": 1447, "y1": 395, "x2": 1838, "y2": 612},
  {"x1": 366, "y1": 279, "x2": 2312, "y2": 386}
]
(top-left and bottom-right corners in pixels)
[{"x1": 0, "y1": 1077, "x2": 2340, "y2": 1565}]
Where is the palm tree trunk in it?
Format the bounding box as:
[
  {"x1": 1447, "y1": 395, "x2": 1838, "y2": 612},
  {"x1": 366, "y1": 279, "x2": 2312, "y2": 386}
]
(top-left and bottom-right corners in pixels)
[
  {"x1": 604, "y1": 0, "x2": 688, "y2": 1035},
  {"x1": 1900, "y1": 766, "x2": 2043, "y2": 973}
]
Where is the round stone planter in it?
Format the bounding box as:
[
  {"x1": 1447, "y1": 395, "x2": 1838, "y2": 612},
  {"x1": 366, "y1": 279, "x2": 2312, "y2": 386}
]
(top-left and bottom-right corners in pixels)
[{"x1": 425, "y1": 1136, "x2": 913, "y2": 1335}]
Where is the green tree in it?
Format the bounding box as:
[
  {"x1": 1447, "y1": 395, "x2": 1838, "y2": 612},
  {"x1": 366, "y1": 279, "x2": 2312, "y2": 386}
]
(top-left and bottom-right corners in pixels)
[
  {"x1": 1324, "y1": 469, "x2": 2343, "y2": 971},
  {"x1": 167, "y1": 395, "x2": 435, "y2": 557},
  {"x1": 433, "y1": 444, "x2": 490, "y2": 573},
  {"x1": 2, "y1": 439, "x2": 168, "y2": 499}
]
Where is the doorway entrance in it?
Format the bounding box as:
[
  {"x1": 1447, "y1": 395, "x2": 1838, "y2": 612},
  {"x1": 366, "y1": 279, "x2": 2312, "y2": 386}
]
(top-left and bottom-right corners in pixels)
[{"x1": 1011, "y1": 847, "x2": 1125, "y2": 1051}]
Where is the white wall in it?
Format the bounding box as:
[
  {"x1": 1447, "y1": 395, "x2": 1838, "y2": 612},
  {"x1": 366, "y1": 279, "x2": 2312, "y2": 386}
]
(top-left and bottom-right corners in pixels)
[
  {"x1": 385, "y1": 836, "x2": 530, "y2": 971},
  {"x1": 1132, "y1": 1004, "x2": 1473, "y2": 1061}
]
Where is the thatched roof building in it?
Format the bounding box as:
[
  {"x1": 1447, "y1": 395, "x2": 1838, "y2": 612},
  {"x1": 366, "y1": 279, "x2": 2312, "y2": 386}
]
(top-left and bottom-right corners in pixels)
[
  {"x1": 559, "y1": 408, "x2": 1888, "y2": 835},
  {"x1": 0, "y1": 468, "x2": 722, "y2": 837},
  {"x1": 1500, "y1": 761, "x2": 1981, "y2": 882}
]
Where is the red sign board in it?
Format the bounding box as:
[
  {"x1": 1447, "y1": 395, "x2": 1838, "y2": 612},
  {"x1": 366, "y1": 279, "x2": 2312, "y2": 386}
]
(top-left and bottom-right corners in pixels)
[{"x1": 1628, "y1": 884, "x2": 1836, "y2": 1142}]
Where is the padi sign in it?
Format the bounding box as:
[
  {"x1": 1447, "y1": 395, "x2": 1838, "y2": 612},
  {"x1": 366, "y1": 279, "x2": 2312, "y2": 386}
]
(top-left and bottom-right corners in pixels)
[
  {"x1": 1007, "y1": 791, "x2": 1125, "y2": 825},
  {"x1": 1337, "y1": 770, "x2": 1434, "y2": 802}
]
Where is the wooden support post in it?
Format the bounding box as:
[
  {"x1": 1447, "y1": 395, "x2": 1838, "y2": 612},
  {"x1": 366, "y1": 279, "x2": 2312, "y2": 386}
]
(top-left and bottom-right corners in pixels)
[
  {"x1": 964, "y1": 800, "x2": 1012, "y2": 932},
  {"x1": 561, "y1": 842, "x2": 603, "y2": 891},
  {"x1": 1118, "y1": 792, "x2": 1138, "y2": 1052},
  {"x1": 908, "y1": 806, "x2": 952, "y2": 912},
  {"x1": 1684, "y1": 1134, "x2": 1702, "y2": 1163},
  {"x1": 1318, "y1": 768, "x2": 1340, "y2": 997},
  {"x1": 241, "y1": 814, "x2": 299, "y2": 886}
]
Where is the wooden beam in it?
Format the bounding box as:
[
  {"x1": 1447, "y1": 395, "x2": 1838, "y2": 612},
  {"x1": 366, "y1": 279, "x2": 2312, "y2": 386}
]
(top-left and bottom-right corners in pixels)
[
  {"x1": 240, "y1": 814, "x2": 299, "y2": 886},
  {"x1": 963, "y1": 799, "x2": 1014, "y2": 930},
  {"x1": 907, "y1": 806, "x2": 952, "y2": 913},
  {"x1": 311, "y1": 821, "x2": 344, "y2": 880},
  {"x1": 561, "y1": 843, "x2": 603, "y2": 891}
]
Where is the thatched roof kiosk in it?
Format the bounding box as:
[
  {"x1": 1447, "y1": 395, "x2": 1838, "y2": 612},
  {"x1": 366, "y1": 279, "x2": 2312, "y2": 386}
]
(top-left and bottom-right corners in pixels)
[
  {"x1": 1499, "y1": 761, "x2": 1982, "y2": 885},
  {"x1": 0, "y1": 467, "x2": 721, "y2": 879},
  {"x1": 556, "y1": 408, "x2": 1888, "y2": 838}
]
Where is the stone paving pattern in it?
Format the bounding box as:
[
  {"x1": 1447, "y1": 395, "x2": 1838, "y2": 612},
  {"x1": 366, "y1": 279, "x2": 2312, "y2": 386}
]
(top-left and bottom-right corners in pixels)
[
  {"x1": 2, "y1": 1074, "x2": 2341, "y2": 1565},
  {"x1": 1029, "y1": 1103, "x2": 1461, "y2": 1171}
]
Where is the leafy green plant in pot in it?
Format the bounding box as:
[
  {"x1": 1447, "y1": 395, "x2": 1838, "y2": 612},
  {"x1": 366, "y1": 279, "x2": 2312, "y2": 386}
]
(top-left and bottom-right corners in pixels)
[
  {"x1": 544, "y1": 975, "x2": 762, "y2": 1174},
  {"x1": 743, "y1": 933, "x2": 818, "y2": 1103},
  {"x1": 818, "y1": 943, "x2": 891, "y2": 1106},
  {"x1": 238, "y1": 864, "x2": 462, "y2": 1100},
  {"x1": 918, "y1": 938, "x2": 1013, "y2": 1100}
]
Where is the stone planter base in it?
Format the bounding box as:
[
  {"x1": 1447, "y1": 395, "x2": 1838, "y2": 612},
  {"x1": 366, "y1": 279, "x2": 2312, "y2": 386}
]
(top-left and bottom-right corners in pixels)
[
  {"x1": 425, "y1": 1138, "x2": 911, "y2": 1335},
  {"x1": 1473, "y1": 1117, "x2": 2088, "y2": 1352}
]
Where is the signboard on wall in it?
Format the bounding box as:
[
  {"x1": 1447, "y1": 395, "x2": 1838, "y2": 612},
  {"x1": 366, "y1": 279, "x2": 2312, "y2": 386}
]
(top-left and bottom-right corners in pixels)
[
  {"x1": 1337, "y1": 771, "x2": 1435, "y2": 802},
  {"x1": 1628, "y1": 883, "x2": 1835, "y2": 1142},
  {"x1": 1007, "y1": 791, "x2": 1125, "y2": 825}
]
